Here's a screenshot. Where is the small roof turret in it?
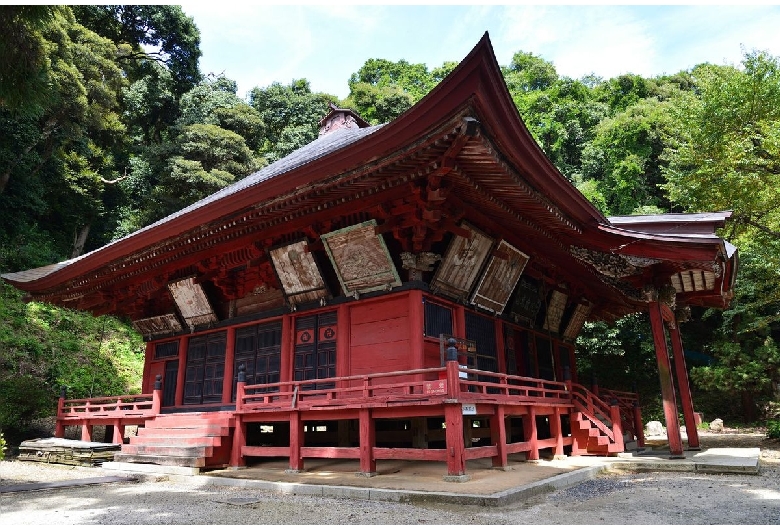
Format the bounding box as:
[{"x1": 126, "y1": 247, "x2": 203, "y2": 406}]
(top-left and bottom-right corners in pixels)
[{"x1": 318, "y1": 103, "x2": 370, "y2": 136}]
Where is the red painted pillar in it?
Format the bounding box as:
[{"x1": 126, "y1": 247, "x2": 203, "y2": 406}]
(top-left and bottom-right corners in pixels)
[
  {"x1": 142, "y1": 342, "x2": 154, "y2": 393},
  {"x1": 648, "y1": 301, "x2": 684, "y2": 457},
  {"x1": 358, "y1": 408, "x2": 376, "y2": 476},
  {"x1": 230, "y1": 372, "x2": 246, "y2": 468},
  {"x1": 280, "y1": 315, "x2": 294, "y2": 394},
  {"x1": 610, "y1": 402, "x2": 624, "y2": 453},
  {"x1": 444, "y1": 403, "x2": 467, "y2": 478},
  {"x1": 495, "y1": 322, "x2": 507, "y2": 375},
  {"x1": 523, "y1": 406, "x2": 539, "y2": 460},
  {"x1": 112, "y1": 420, "x2": 124, "y2": 445},
  {"x1": 175, "y1": 336, "x2": 188, "y2": 407},
  {"x1": 222, "y1": 326, "x2": 236, "y2": 404},
  {"x1": 336, "y1": 304, "x2": 350, "y2": 385},
  {"x1": 152, "y1": 375, "x2": 162, "y2": 415},
  {"x1": 289, "y1": 410, "x2": 304, "y2": 472},
  {"x1": 81, "y1": 422, "x2": 92, "y2": 442},
  {"x1": 633, "y1": 402, "x2": 645, "y2": 448},
  {"x1": 669, "y1": 322, "x2": 701, "y2": 450},
  {"x1": 550, "y1": 407, "x2": 564, "y2": 457},
  {"x1": 491, "y1": 405, "x2": 508, "y2": 468},
  {"x1": 409, "y1": 291, "x2": 425, "y2": 373}
]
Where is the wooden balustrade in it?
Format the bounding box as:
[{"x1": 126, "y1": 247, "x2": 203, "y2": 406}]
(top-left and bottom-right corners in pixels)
[{"x1": 238, "y1": 363, "x2": 574, "y2": 413}]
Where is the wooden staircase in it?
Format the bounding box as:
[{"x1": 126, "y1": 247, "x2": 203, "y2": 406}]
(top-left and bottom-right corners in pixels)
[
  {"x1": 114, "y1": 412, "x2": 233, "y2": 469},
  {"x1": 571, "y1": 411, "x2": 624, "y2": 455},
  {"x1": 569, "y1": 384, "x2": 626, "y2": 456}
]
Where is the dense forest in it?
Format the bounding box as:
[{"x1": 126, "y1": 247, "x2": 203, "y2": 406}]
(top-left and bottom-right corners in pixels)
[{"x1": 1, "y1": 6, "x2": 779, "y2": 445}]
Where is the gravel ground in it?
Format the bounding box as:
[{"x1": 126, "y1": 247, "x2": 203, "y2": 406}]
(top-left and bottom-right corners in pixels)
[{"x1": 1, "y1": 432, "x2": 779, "y2": 525}]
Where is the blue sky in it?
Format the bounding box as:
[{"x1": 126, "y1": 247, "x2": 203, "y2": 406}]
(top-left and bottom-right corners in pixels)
[{"x1": 178, "y1": 3, "x2": 780, "y2": 100}]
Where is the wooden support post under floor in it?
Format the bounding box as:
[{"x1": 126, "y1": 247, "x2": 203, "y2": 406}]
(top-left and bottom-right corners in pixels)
[
  {"x1": 444, "y1": 403, "x2": 467, "y2": 480},
  {"x1": 112, "y1": 420, "x2": 123, "y2": 445},
  {"x1": 230, "y1": 418, "x2": 246, "y2": 468},
  {"x1": 289, "y1": 411, "x2": 304, "y2": 472},
  {"x1": 359, "y1": 408, "x2": 376, "y2": 476},
  {"x1": 80, "y1": 422, "x2": 93, "y2": 442},
  {"x1": 551, "y1": 407, "x2": 565, "y2": 458},
  {"x1": 523, "y1": 406, "x2": 539, "y2": 460},
  {"x1": 491, "y1": 405, "x2": 508, "y2": 468},
  {"x1": 669, "y1": 321, "x2": 701, "y2": 450},
  {"x1": 648, "y1": 300, "x2": 684, "y2": 457}
]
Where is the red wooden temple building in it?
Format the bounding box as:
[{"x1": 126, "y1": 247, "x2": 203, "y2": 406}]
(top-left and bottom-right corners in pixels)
[{"x1": 2, "y1": 34, "x2": 737, "y2": 479}]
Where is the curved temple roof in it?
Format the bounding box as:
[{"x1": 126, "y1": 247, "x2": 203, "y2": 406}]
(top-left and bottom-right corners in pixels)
[{"x1": 2, "y1": 33, "x2": 738, "y2": 324}]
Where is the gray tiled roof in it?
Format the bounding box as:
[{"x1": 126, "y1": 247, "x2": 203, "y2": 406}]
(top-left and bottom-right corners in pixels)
[{"x1": 1, "y1": 124, "x2": 384, "y2": 283}]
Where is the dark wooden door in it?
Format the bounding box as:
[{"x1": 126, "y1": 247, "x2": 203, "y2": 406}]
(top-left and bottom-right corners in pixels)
[
  {"x1": 294, "y1": 311, "x2": 337, "y2": 390},
  {"x1": 162, "y1": 360, "x2": 178, "y2": 407},
  {"x1": 233, "y1": 320, "x2": 282, "y2": 400},
  {"x1": 184, "y1": 331, "x2": 226, "y2": 405}
]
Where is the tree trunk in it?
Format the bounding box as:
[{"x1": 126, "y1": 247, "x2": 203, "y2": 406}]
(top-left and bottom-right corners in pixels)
[
  {"x1": 0, "y1": 171, "x2": 9, "y2": 194},
  {"x1": 71, "y1": 224, "x2": 91, "y2": 258},
  {"x1": 741, "y1": 389, "x2": 757, "y2": 423}
]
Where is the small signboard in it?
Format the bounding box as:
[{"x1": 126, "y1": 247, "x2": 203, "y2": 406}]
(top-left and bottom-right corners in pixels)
[
  {"x1": 424, "y1": 380, "x2": 447, "y2": 395},
  {"x1": 462, "y1": 404, "x2": 477, "y2": 415}
]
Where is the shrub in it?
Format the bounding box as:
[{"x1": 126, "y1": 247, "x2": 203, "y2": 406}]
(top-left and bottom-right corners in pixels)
[
  {"x1": 768, "y1": 420, "x2": 780, "y2": 439},
  {"x1": 0, "y1": 431, "x2": 6, "y2": 460}
]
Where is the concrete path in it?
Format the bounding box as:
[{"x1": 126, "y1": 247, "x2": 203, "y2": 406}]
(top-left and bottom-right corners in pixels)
[{"x1": 98, "y1": 446, "x2": 760, "y2": 507}]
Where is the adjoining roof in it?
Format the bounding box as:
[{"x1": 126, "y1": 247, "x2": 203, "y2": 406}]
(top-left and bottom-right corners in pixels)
[{"x1": 1, "y1": 32, "x2": 738, "y2": 320}]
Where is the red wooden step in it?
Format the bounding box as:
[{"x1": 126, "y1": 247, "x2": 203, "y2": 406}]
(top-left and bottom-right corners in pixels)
[
  {"x1": 129, "y1": 435, "x2": 222, "y2": 447},
  {"x1": 137, "y1": 425, "x2": 229, "y2": 437}
]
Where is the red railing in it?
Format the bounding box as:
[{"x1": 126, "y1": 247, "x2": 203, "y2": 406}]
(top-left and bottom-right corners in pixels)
[
  {"x1": 237, "y1": 363, "x2": 573, "y2": 413},
  {"x1": 599, "y1": 387, "x2": 641, "y2": 440},
  {"x1": 58, "y1": 393, "x2": 159, "y2": 419}
]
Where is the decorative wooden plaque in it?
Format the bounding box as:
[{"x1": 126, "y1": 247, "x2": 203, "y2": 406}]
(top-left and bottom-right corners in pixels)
[
  {"x1": 543, "y1": 290, "x2": 568, "y2": 333},
  {"x1": 431, "y1": 222, "x2": 494, "y2": 301},
  {"x1": 269, "y1": 240, "x2": 329, "y2": 306},
  {"x1": 132, "y1": 313, "x2": 183, "y2": 337},
  {"x1": 470, "y1": 240, "x2": 529, "y2": 313},
  {"x1": 510, "y1": 276, "x2": 543, "y2": 322},
  {"x1": 321, "y1": 220, "x2": 401, "y2": 297},
  {"x1": 563, "y1": 303, "x2": 590, "y2": 341},
  {"x1": 168, "y1": 277, "x2": 217, "y2": 328}
]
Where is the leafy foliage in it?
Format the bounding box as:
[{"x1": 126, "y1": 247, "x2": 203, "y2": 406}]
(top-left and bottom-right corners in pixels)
[{"x1": 0, "y1": 282, "x2": 144, "y2": 443}]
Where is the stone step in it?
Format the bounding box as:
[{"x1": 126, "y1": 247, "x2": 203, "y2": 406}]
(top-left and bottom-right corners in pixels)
[
  {"x1": 114, "y1": 452, "x2": 206, "y2": 468},
  {"x1": 121, "y1": 444, "x2": 213, "y2": 458}
]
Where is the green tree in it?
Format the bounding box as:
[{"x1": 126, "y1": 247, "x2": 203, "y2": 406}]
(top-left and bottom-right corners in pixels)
[
  {"x1": 0, "y1": 9, "x2": 127, "y2": 266},
  {"x1": 662, "y1": 50, "x2": 780, "y2": 419},
  {"x1": 581, "y1": 98, "x2": 673, "y2": 215},
  {"x1": 249, "y1": 79, "x2": 336, "y2": 162},
  {"x1": 72, "y1": 5, "x2": 201, "y2": 96},
  {"x1": 0, "y1": 6, "x2": 60, "y2": 115}
]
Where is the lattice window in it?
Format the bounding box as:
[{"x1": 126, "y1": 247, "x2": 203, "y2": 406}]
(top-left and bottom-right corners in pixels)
[
  {"x1": 424, "y1": 299, "x2": 453, "y2": 339},
  {"x1": 154, "y1": 340, "x2": 179, "y2": 360}
]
